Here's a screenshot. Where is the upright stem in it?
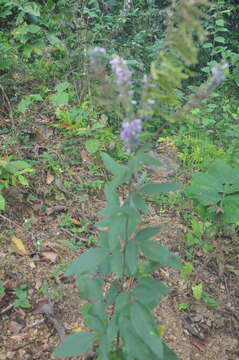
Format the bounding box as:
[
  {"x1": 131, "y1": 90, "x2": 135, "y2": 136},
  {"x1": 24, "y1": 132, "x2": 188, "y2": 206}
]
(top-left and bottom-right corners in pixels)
[
  {"x1": 116, "y1": 191, "x2": 131, "y2": 351},
  {"x1": 121, "y1": 216, "x2": 129, "y2": 291}
]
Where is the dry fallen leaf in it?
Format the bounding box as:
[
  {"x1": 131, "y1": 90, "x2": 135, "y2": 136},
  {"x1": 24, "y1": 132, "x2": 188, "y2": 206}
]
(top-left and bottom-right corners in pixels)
[
  {"x1": 35, "y1": 278, "x2": 42, "y2": 290},
  {"x1": 46, "y1": 171, "x2": 54, "y2": 185},
  {"x1": 72, "y1": 327, "x2": 84, "y2": 333},
  {"x1": 44, "y1": 241, "x2": 64, "y2": 251},
  {"x1": 46, "y1": 205, "x2": 66, "y2": 216},
  {"x1": 4, "y1": 279, "x2": 18, "y2": 289},
  {"x1": 9, "y1": 319, "x2": 25, "y2": 333},
  {"x1": 79, "y1": 149, "x2": 93, "y2": 163},
  {"x1": 29, "y1": 261, "x2": 36, "y2": 269},
  {"x1": 190, "y1": 336, "x2": 205, "y2": 351},
  {"x1": 70, "y1": 218, "x2": 81, "y2": 225},
  {"x1": 12, "y1": 236, "x2": 29, "y2": 255},
  {"x1": 32, "y1": 299, "x2": 54, "y2": 315},
  {"x1": 40, "y1": 251, "x2": 58, "y2": 263}
]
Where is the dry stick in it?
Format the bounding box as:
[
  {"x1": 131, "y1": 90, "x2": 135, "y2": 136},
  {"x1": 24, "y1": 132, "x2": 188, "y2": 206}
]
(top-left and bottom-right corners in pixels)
[
  {"x1": 46, "y1": 314, "x2": 66, "y2": 342},
  {"x1": 0, "y1": 214, "x2": 20, "y2": 227},
  {"x1": 24, "y1": 319, "x2": 45, "y2": 330},
  {"x1": 0, "y1": 84, "x2": 15, "y2": 132},
  {"x1": 60, "y1": 227, "x2": 88, "y2": 243},
  {"x1": 0, "y1": 303, "x2": 14, "y2": 315}
]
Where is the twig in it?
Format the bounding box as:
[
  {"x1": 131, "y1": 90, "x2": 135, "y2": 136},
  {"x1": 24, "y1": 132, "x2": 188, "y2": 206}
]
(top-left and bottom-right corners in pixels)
[
  {"x1": 0, "y1": 214, "x2": 20, "y2": 227},
  {"x1": 46, "y1": 314, "x2": 66, "y2": 341},
  {"x1": 24, "y1": 319, "x2": 45, "y2": 330},
  {"x1": 0, "y1": 303, "x2": 13, "y2": 315},
  {"x1": 60, "y1": 227, "x2": 88, "y2": 243},
  {"x1": 0, "y1": 84, "x2": 15, "y2": 131}
]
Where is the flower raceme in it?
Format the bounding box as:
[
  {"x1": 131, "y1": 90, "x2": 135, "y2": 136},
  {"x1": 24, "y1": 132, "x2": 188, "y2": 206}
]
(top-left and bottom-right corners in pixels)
[
  {"x1": 120, "y1": 119, "x2": 142, "y2": 150},
  {"x1": 211, "y1": 62, "x2": 229, "y2": 85},
  {"x1": 109, "y1": 56, "x2": 132, "y2": 87}
]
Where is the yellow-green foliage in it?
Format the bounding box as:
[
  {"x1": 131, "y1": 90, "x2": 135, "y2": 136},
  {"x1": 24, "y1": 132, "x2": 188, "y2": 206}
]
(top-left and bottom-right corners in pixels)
[
  {"x1": 150, "y1": 0, "x2": 209, "y2": 120},
  {"x1": 173, "y1": 135, "x2": 226, "y2": 170}
]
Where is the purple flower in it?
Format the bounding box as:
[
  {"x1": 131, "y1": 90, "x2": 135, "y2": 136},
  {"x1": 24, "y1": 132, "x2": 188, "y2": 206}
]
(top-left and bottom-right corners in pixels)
[
  {"x1": 120, "y1": 119, "x2": 142, "y2": 150},
  {"x1": 110, "y1": 56, "x2": 132, "y2": 86},
  {"x1": 147, "y1": 99, "x2": 155, "y2": 105},
  {"x1": 142, "y1": 74, "x2": 148, "y2": 86},
  {"x1": 211, "y1": 62, "x2": 229, "y2": 85}
]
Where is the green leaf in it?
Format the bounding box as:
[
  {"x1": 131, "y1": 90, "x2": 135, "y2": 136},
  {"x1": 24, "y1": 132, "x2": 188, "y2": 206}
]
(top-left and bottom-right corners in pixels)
[
  {"x1": 107, "y1": 214, "x2": 126, "y2": 250},
  {"x1": 52, "y1": 92, "x2": 69, "y2": 107},
  {"x1": 110, "y1": 245, "x2": 123, "y2": 277},
  {"x1": 185, "y1": 173, "x2": 223, "y2": 205},
  {"x1": 18, "y1": 175, "x2": 28, "y2": 185},
  {"x1": 203, "y1": 42, "x2": 213, "y2": 49},
  {"x1": 130, "y1": 302, "x2": 163, "y2": 359},
  {"x1": 27, "y1": 24, "x2": 41, "y2": 33},
  {"x1": 223, "y1": 194, "x2": 239, "y2": 223},
  {"x1": 82, "y1": 302, "x2": 107, "y2": 333},
  {"x1": 178, "y1": 302, "x2": 190, "y2": 311},
  {"x1": 132, "y1": 278, "x2": 169, "y2": 309},
  {"x1": 98, "y1": 260, "x2": 111, "y2": 277},
  {"x1": 120, "y1": 319, "x2": 154, "y2": 360},
  {"x1": 8, "y1": 160, "x2": 30, "y2": 170},
  {"x1": 106, "y1": 280, "x2": 121, "y2": 305},
  {"x1": 0, "y1": 194, "x2": 5, "y2": 210},
  {"x1": 207, "y1": 160, "x2": 234, "y2": 184},
  {"x1": 47, "y1": 33, "x2": 62, "y2": 46},
  {"x1": 98, "y1": 231, "x2": 109, "y2": 248},
  {"x1": 125, "y1": 241, "x2": 139, "y2": 276},
  {"x1": 202, "y1": 292, "x2": 220, "y2": 307},
  {"x1": 98, "y1": 315, "x2": 118, "y2": 360},
  {"x1": 64, "y1": 248, "x2": 108, "y2": 276},
  {"x1": 23, "y1": 3, "x2": 41, "y2": 16},
  {"x1": 215, "y1": 19, "x2": 224, "y2": 26},
  {"x1": 76, "y1": 276, "x2": 103, "y2": 301},
  {"x1": 162, "y1": 343, "x2": 180, "y2": 359},
  {"x1": 101, "y1": 152, "x2": 126, "y2": 175},
  {"x1": 18, "y1": 94, "x2": 43, "y2": 113},
  {"x1": 135, "y1": 226, "x2": 161, "y2": 242},
  {"x1": 98, "y1": 204, "x2": 120, "y2": 217},
  {"x1": 85, "y1": 139, "x2": 100, "y2": 154},
  {"x1": 181, "y1": 262, "x2": 193, "y2": 277},
  {"x1": 138, "y1": 153, "x2": 163, "y2": 167},
  {"x1": 53, "y1": 332, "x2": 95, "y2": 357},
  {"x1": 55, "y1": 82, "x2": 70, "y2": 92},
  {"x1": 14, "y1": 297, "x2": 31, "y2": 308},
  {"x1": 104, "y1": 183, "x2": 120, "y2": 205},
  {"x1": 139, "y1": 241, "x2": 182, "y2": 270},
  {"x1": 121, "y1": 204, "x2": 140, "y2": 237},
  {"x1": 0, "y1": 280, "x2": 5, "y2": 294},
  {"x1": 140, "y1": 182, "x2": 180, "y2": 195},
  {"x1": 115, "y1": 292, "x2": 131, "y2": 314},
  {"x1": 192, "y1": 284, "x2": 203, "y2": 300},
  {"x1": 131, "y1": 193, "x2": 148, "y2": 214},
  {"x1": 214, "y1": 36, "x2": 225, "y2": 43},
  {"x1": 127, "y1": 156, "x2": 141, "y2": 174}
]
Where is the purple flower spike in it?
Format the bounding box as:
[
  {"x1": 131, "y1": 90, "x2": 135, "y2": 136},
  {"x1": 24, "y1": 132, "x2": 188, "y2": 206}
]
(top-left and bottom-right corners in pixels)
[
  {"x1": 211, "y1": 62, "x2": 229, "y2": 85},
  {"x1": 110, "y1": 56, "x2": 132, "y2": 87},
  {"x1": 120, "y1": 119, "x2": 142, "y2": 150}
]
